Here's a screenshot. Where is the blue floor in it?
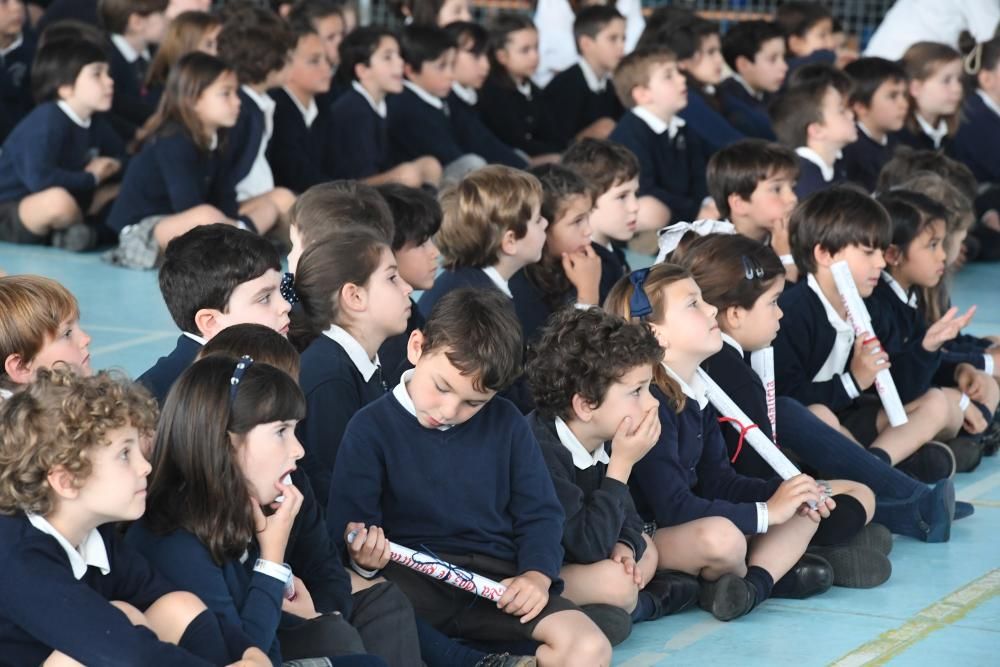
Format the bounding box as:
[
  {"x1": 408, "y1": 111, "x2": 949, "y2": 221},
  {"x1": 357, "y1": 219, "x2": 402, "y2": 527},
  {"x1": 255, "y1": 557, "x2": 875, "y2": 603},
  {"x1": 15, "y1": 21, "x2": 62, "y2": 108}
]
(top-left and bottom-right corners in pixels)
[{"x1": 1, "y1": 242, "x2": 999, "y2": 666}]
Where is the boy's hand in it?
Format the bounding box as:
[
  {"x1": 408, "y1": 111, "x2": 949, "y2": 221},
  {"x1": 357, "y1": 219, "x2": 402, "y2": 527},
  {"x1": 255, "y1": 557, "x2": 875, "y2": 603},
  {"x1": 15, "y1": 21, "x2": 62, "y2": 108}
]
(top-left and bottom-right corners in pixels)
[
  {"x1": 767, "y1": 474, "x2": 822, "y2": 526},
  {"x1": 84, "y1": 157, "x2": 120, "y2": 184},
  {"x1": 498, "y1": 570, "x2": 550, "y2": 623},
  {"x1": 923, "y1": 306, "x2": 976, "y2": 352},
  {"x1": 561, "y1": 245, "x2": 602, "y2": 305},
  {"x1": 610, "y1": 542, "x2": 642, "y2": 585},
  {"x1": 964, "y1": 403, "x2": 988, "y2": 434},
  {"x1": 607, "y1": 406, "x2": 660, "y2": 483},
  {"x1": 955, "y1": 363, "x2": 989, "y2": 403},
  {"x1": 849, "y1": 336, "x2": 890, "y2": 391},
  {"x1": 252, "y1": 479, "x2": 303, "y2": 563},
  {"x1": 282, "y1": 576, "x2": 320, "y2": 620},
  {"x1": 344, "y1": 522, "x2": 391, "y2": 571},
  {"x1": 771, "y1": 216, "x2": 792, "y2": 255}
]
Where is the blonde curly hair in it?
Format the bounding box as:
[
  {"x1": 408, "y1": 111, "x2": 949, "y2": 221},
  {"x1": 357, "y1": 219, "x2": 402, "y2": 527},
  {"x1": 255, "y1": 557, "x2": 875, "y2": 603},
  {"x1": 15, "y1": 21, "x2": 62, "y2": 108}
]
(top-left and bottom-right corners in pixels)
[{"x1": 0, "y1": 367, "x2": 158, "y2": 516}]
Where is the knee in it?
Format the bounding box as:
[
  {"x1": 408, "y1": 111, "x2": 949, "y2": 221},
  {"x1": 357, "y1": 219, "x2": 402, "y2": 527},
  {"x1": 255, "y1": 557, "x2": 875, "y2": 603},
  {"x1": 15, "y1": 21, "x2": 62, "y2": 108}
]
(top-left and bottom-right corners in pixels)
[
  {"x1": 572, "y1": 625, "x2": 613, "y2": 665},
  {"x1": 189, "y1": 204, "x2": 227, "y2": 225},
  {"x1": 41, "y1": 188, "x2": 81, "y2": 222},
  {"x1": 599, "y1": 561, "x2": 640, "y2": 610},
  {"x1": 837, "y1": 481, "x2": 876, "y2": 521},
  {"x1": 809, "y1": 404, "x2": 840, "y2": 430},
  {"x1": 273, "y1": 187, "x2": 297, "y2": 214},
  {"x1": 696, "y1": 518, "x2": 746, "y2": 565},
  {"x1": 110, "y1": 600, "x2": 148, "y2": 627},
  {"x1": 983, "y1": 374, "x2": 1000, "y2": 406},
  {"x1": 152, "y1": 591, "x2": 207, "y2": 624}
]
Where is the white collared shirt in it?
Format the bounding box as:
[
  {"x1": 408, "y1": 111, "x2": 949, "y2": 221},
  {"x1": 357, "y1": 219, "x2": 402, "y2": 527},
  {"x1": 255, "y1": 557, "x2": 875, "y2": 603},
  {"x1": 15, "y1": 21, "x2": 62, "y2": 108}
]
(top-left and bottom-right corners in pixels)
[
  {"x1": 554, "y1": 417, "x2": 610, "y2": 469},
  {"x1": 482, "y1": 266, "x2": 513, "y2": 298},
  {"x1": 857, "y1": 122, "x2": 888, "y2": 146},
  {"x1": 27, "y1": 514, "x2": 110, "y2": 580},
  {"x1": 914, "y1": 113, "x2": 948, "y2": 149},
  {"x1": 661, "y1": 363, "x2": 709, "y2": 410},
  {"x1": 393, "y1": 369, "x2": 452, "y2": 430},
  {"x1": 0, "y1": 33, "x2": 23, "y2": 58},
  {"x1": 795, "y1": 146, "x2": 841, "y2": 182},
  {"x1": 404, "y1": 80, "x2": 445, "y2": 110},
  {"x1": 183, "y1": 332, "x2": 208, "y2": 346},
  {"x1": 729, "y1": 73, "x2": 762, "y2": 100},
  {"x1": 720, "y1": 332, "x2": 745, "y2": 358},
  {"x1": 284, "y1": 86, "x2": 319, "y2": 128},
  {"x1": 881, "y1": 271, "x2": 917, "y2": 308},
  {"x1": 352, "y1": 81, "x2": 387, "y2": 119},
  {"x1": 323, "y1": 324, "x2": 379, "y2": 382},
  {"x1": 56, "y1": 101, "x2": 91, "y2": 129},
  {"x1": 578, "y1": 58, "x2": 609, "y2": 93},
  {"x1": 515, "y1": 79, "x2": 533, "y2": 99},
  {"x1": 806, "y1": 274, "x2": 860, "y2": 399},
  {"x1": 977, "y1": 89, "x2": 1000, "y2": 119},
  {"x1": 452, "y1": 82, "x2": 478, "y2": 106},
  {"x1": 208, "y1": 132, "x2": 219, "y2": 151},
  {"x1": 632, "y1": 106, "x2": 685, "y2": 139},
  {"x1": 235, "y1": 85, "x2": 277, "y2": 202},
  {"x1": 110, "y1": 34, "x2": 150, "y2": 64}
]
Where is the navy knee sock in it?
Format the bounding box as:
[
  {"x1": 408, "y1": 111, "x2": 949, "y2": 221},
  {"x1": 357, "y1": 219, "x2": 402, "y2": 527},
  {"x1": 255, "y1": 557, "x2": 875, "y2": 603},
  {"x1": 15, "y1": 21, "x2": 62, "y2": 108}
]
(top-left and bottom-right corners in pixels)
[
  {"x1": 869, "y1": 447, "x2": 892, "y2": 465},
  {"x1": 630, "y1": 590, "x2": 657, "y2": 622},
  {"x1": 743, "y1": 565, "x2": 774, "y2": 606},
  {"x1": 178, "y1": 609, "x2": 233, "y2": 664},
  {"x1": 812, "y1": 494, "x2": 868, "y2": 546}
]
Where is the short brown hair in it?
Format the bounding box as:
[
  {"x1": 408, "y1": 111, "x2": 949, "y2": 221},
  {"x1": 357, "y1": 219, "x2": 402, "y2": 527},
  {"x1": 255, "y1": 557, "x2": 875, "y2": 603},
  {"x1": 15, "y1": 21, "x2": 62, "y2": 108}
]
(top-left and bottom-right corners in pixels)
[
  {"x1": 436, "y1": 165, "x2": 542, "y2": 270},
  {"x1": 0, "y1": 276, "x2": 79, "y2": 383},
  {"x1": 674, "y1": 233, "x2": 785, "y2": 311},
  {"x1": 770, "y1": 64, "x2": 852, "y2": 148},
  {"x1": 612, "y1": 46, "x2": 676, "y2": 109},
  {"x1": 707, "y1": 139, "x2": 799, "y2": 219},
  {"x1": 0, "y1": 368, "x2": 158, "y2": 516},
  {"x1": 99, "y1": 0, "x2": 168, "y2": 35},
  {"x1": 199, "y1": 323, "x2": 301, "y2": 379},
  {"x1": 790, "y1": 186, "x2": 891, "y2": 275},
  {"x1": 291, "y1": 181, "x2": 394, "y2": 250},
  {"x1": 561, "y1": 138, "x2": 639, "y2": 198},
  {"x1": 217, "y1": 21, "x2": 294, "y2": 85},
  {"x1": 420, "y1": 288, "x2": 523, "y2": 393},
  {"x1": 528, "y1": 307, "x2": 662, "y2": 420}
]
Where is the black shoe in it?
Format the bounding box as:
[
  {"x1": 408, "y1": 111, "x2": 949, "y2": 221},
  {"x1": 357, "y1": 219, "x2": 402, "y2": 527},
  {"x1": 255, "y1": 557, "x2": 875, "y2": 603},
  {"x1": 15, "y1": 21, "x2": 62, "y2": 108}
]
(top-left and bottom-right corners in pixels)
[
  {"x1": 897, "y1": 441, "x2": 956, "y2": 483},
  {"x1": 51, "y1": 222, "x2": 98, "y2": 252},
  {"x1": 643, "y1": 569, "x2": 700, "y2": 618},
  {"x1": 912, "y1": 478, "x2": 956, "y2": 543},
  {"x1": 698, "y1": 574, "x2": 757, "y2": 622},
  {"x1": 807, "y1": 545, "x2": 891, "y2": 588},
  {"x1": 955, "y1": 500, "x2": 975, "y2": 520},
  {"x1": 843, "y1": 522, "x2": 893, "y2": 556},
  {"x1": 771, "y1": 553, "x2": 834, "y2": 599},
  {"x1": 579, "y1": 603, "x2": 631, "y2": 646},
  {"x1": 946, "y1": 436, "x2": 984, "y2": 473}
]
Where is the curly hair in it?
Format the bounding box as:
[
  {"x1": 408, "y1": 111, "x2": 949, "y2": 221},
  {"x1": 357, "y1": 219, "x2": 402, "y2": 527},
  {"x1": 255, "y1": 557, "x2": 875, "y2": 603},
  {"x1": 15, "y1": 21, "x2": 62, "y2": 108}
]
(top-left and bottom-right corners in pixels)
[
  {"x1": 527, "y1": 307, "x2": 662, "y2": 420},
  {"x1": 0, "y1": 368, "x2": 158, "y2": 516}
]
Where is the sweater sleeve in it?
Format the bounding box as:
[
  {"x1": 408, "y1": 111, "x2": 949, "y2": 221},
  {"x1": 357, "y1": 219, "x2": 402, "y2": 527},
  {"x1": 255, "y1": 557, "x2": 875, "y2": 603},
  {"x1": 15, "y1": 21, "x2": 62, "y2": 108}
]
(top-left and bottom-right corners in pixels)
[
  {"x1": 694, "y1": 406, "x2": 781, "y2": 505},
  {"x1": 327, "y1": 415, "x2": 387, "y2": 549},
  {"x1": 773, "y1": 305, "x2": 857, "y2": 412},
  {"x1": 300, "y1": 376, "x2": 362, "y2": 505},
  {"x1": 153, "y1": 137, "x2": 211, "y2": 214},
  {"x1": 330, "y1": 102, "x2": 382, "y2": 180},
  {"x1": 11, "y1": 117, "x2": 96, "y2": 195},
  {"x1": 869, "y1": 298, "x2": 941, "y2": 405}
]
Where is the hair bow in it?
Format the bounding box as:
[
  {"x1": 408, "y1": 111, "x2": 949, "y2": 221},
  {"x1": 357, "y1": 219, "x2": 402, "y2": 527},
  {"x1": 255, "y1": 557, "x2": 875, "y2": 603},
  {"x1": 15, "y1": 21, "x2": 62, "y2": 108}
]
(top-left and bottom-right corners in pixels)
[
  {"x1": 628, "y1": 268, "x2": 653, "y2": 319},
  {"x1": 655, "y1": 219, "x2": 736, "y2": 264},
  {"x1": 280, "y1": 272, "x2": 299, "y2": 305}
]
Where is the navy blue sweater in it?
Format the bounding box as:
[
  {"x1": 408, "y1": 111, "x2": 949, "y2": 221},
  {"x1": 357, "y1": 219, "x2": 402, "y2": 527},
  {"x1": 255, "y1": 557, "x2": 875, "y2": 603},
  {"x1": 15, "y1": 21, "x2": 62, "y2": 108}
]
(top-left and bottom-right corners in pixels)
[
  {"x1": 106, "y1": 38, "x2": 155, "y2": 141},
  {"x1": 609, "y1": 110, "x2": 708, "y2": 223},
  {"x1": 630, "y1": 385, "x2": 781, "y2": 533},
  {"x1": 267, "y1": 88, "x2": 337, "y2": 192},
  {"x1": 297, "y1": 334, "x2": 387, "y2": 506},
  {"x1": 678, "y1": 85, "x2": 745, "y2": 156},
  {"x1": 540, "y1": 64, "x2": 624, "y2": 148},
  {"x1": 137, "y1": 335, "x2": 203, "y2": 406},
  {"x1": 0, "y1": 102, "x2": 124, "y2": 205},
  {"x1": 107, "y1": 127, "x2": 238, "y2": 233},
  {"x1": 329, "y1": 87, "x2": 392, "y2": 180},
  {"x1": 478, "y1": 76, "x2": 562, "y2": 156},
  {"x1": 223, "y1": 88, "x2": 268, "y2": 193},
  {"x1": 951, "y1": 93, "x2": 1000, "y2": 185},
  {"x1": 126, "y1": 521, "x2": 286, "y2": 665},
  {"x1": 530, "y1": 412, "x2": 646, "y2": 565},
  {"x1": 509, "y1": 267, "x2": 571, "y2": 344},
  {"x1": 448, "y1": 91, "x2": 528, "y2": 168},
  {"x1": 891, "y1": 123, "x2": 950, "y2": 153},
  {"x1": 793, "y1": 153, "x2": 847, "y2": 199},
  {"x1": 717, "y1": 77, "x2": 775, "y2": 140},
  {"x1": 842, "y1": 127, "x2": 896, "y2": 193},
  {"x1": 387, "y1": 86, "x2": 465, "y2": 166},
  {"x1": 327, "y1": 391, "x2": 565, "y2": 582},
  {"x1": 0, "y1": 515, "x2": 235, "y2": 666},
  {"x1": 417, "y1": 266, "x2": 499, "y2": 319}
]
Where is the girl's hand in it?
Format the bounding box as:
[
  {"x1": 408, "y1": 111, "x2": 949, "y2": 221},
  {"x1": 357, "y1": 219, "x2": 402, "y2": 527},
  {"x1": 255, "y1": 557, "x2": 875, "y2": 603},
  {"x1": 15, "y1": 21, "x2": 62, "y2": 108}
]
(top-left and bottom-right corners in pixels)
[
  {"x1": 964, "y1": 402, "x2": 989, "y2": 434},
  {"x1": 498, "y1": 571, "x2": 550, "y2": 623},
  {"x1": 561, "y1": 246, "x2": 602, "y2": 305},
  {"x1": 956, "y1": 363, "x2": 988, "y2": 403},
  {"x1": 345, "y1": 522, "x2": 391, "y2": 571},
  {"x1": 282, "y1": 576, "x2": 320, "y2": 619},
  {"x1": 922, "y1": 306, "x2": 976, "y2": 352},
  {"x1": 610, "y1": 542, "x2": 642, "y2": 585},
  {"x1": 227, "y1": 647, "x2": 271, "y2": 667},
  {"x1": 767, "y1": 474, "x2": 821, "y2": 526},
  {"x1": 252, "y1": 479, "x2": 303, "y2": 563}
]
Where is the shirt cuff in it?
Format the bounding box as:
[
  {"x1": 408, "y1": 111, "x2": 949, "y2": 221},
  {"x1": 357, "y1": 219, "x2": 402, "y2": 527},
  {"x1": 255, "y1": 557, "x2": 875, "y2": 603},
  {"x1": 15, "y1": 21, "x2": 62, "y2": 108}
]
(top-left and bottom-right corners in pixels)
[
  {"x1": 959, "y1": 393, "x2": 971, "y2": 412},
  {"x1": 756, "y1": 502, "x2": 769, "y2": 533},
  {"x1": 253, "y1": 559, "x2": 292, "y2": 583},
  {"x1": 840, "y1": 372, "x2": 861, "y2": 399},
  {"x1": 984, "y1": 354, "x2": 995, "y2": 376}
]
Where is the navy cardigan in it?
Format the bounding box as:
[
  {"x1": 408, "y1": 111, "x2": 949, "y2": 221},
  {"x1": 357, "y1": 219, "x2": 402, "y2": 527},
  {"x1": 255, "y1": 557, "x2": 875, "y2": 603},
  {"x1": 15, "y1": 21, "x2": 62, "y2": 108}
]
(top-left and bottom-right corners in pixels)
[
  {"x1": 842, "y1": 127, "x2": 896, "y2": 193},
  {"x1": 329, "y1": 87, "x2": 392, "y2": 180},
  {"x1": 793, "y1": 153, "x2": 847, "y2": 199},
  {"x1": 137, "y1": 334, "x2": 203, "y2": 406},
  {"x1": 951, "y1": 93, "x2": 1000, "y2": 185},
  {"x1": 267, "y1": 88, "x2": 337, "y2": 192},
  {"x1": 387, "y1": 86, "x2": 465, "y2": 166},
  {"x1": 678, "y1": 85, "x2": 745, "y2": 156},
  {"x1": 447, "y1": 91, "x2": 528, "y2": 168},
  {"x1": 478, "y1": 75, "x2": 562, "y2": 156},
  {"x1": 223, "y1": 88, "x2": 268, "y2": 193},
  {"x1": 539, "y1": 63, "x2": 624, "y2": 147},
  {"x1": 717, "y1": 77, "x2": 775, "y2": 140}
]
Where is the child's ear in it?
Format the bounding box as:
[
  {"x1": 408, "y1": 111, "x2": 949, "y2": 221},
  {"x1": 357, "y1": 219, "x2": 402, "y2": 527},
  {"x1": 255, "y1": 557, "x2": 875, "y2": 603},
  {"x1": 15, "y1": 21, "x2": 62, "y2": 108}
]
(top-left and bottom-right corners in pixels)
[
  {"x1": 908, "y1": 78, "x2": 924, "y2": 100},
  {"x1": 339, "y1": 282, "x2": 366, "y2": 314},
  {"x1": 405, "y1": 329, "x2": 425, "y2": 365},
  {"x1": 577, "y1": 35, "x2": 595, "y2": 55},
  {"x1": 884, "y1": 244, "x2": 902, "y2": 267},
  {"x1": 193, "y1": 308, "x2": 222, "y2": 340},
  {"x1": 499, "y1": 228, "x2": 519, "y2": 257},
  {"x1": 788, "y1": 35, "x2": 806, "y2": 58},
  {"x1": 403, "y1": 62, "x2": 416, "y2": 79},
  {"x1": 850, "y1": 100, "x2": 869, "y2": 118},
  {"x1": 570, "y1": 393, "x2": 595, "y2": 423},
  {"x1": 813, "y1": 243, "x2": 835, "y2": 268},
  {"x1": 46, "y1": 465, "x2": 80, "y2": 501},
  {"x1": 3, "y1": 353, "x2": 32, "y2": 384},
  {"x1": 723, "y1": 305, "x2": 744, "y2": 331},
  {"x1": 646, "y1": 321, "x2": 670, "y2": 350},
  {"x1": 806, "y1": 119, "x2": 824, "y2": 141},
  {"x1": 495, "y1": 47, "x2": 510, "y2": 68},
  {"x1": 727, "y1": 192, "x2": 749, "y2": 218},
  {"x1": 630, "y1": 83, "x2": 650, "y2": 107},
  {"x1": 734, "y1": 54, "x2": 752, "y2": 76}
]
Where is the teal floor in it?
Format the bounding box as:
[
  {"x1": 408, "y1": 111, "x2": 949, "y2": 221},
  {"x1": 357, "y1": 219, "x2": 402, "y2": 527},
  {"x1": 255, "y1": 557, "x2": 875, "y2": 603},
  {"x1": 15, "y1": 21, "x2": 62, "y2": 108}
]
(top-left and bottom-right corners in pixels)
[{"x1": 1, "y1": 243, "x2": 999, "y2": 666}]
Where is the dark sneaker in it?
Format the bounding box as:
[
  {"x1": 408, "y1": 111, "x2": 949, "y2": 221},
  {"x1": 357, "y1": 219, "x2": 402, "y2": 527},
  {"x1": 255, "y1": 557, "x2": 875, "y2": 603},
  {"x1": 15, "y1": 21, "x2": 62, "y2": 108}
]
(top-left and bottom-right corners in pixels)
[
  {"x1": 945, "y1": 436, "x2": 984, "y2": 473},
  {"x1": 955, "y1": 500, "x2": 975, "y2": 520},
  {"x1": 51, "y1": 222, "x2": 98, "y2": 252},
  {"x1": 897, "y1": 441, "x2": 956, "y2": 483},
  {"x1": 643, "y1": 569, "x2": 700, "y2": 618},
  {"x1": 698, "y1": 574, "x2": 757, "y2": 621},
  {"x1": 808, "y1": 545, "x2": 891, "y2": 588},
  {"x1": 910, "y1": 478, "x2": 956, "y2": 543},
  {"x1": 580, "y1": 603, "x2": 632, "y2": 646},
  {"x1": 845, "y1": 522, "x2": 893, "y2": 556}
]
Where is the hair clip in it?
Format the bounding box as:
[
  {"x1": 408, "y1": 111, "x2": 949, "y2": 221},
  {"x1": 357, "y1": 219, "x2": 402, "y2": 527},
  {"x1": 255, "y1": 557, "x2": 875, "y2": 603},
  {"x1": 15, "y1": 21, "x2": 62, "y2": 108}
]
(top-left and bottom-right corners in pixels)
[
  {"x1": 964, "y1": 43, "x2": 983, "y2": 76},
  {"x1": 741, "y1": 255, "x2": 764, "y2": 281},
  {"x1": 280, "y1": 272, "x2": 299, "y2": 305},
  {"x1": 628, "y1": 268, "x2": 653, "y2": 319},
  {"x1": 229, "y1": 355, "x2": 254, "y2": 404}
]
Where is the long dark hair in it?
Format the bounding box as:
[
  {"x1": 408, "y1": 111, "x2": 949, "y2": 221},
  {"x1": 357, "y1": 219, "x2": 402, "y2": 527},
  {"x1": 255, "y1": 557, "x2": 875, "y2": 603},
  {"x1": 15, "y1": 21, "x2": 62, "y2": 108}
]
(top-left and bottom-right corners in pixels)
[{"x1": 145, "y1": 356, "x2": 305, "y2": 565}]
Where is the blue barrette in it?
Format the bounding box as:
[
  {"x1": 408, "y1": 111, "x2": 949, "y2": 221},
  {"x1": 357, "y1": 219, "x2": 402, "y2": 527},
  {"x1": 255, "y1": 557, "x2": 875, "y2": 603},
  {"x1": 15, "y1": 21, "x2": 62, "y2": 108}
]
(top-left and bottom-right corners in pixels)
[
  {"x1": 229, "y1": 355, "x2": 254, "y2": 404},
  {"x1": 280, "y1": 272, "x2": 299, "y2": 305},
  {"x1": 628, "y1": 268, "x2": 653, "y2": 319}
]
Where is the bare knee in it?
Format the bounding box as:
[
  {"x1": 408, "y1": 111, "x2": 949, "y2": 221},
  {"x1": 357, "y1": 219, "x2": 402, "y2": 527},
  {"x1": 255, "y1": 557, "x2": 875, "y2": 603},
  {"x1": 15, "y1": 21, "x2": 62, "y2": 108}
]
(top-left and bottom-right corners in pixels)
[
  {"x1": 696, "y1": 517, "x2": 747, "y2": 565},
  {"x1": 144, "y1": 591, "x2": 207, "y2": 643},
  {"x1": 809, "y1": 404, "x2": 840, "y2": 430},
  {"x1": 535, "y1": 610, "x2": 612, "y2": 666},
  {"x1": 110, "y1": 600, "x2": 148, "y2": 627},
  {"x1": 20, "y1": 188, "x2": 81, "y2": 232},
  {"x1": 597, "y1": 561, "x2": 640, "y2": 609},
  {"x1": 573, "y1": 628, "x2": 613, "y2": 666},
  {"x1": 43, "y1": 651, "x2": 85, "y2": 667}
]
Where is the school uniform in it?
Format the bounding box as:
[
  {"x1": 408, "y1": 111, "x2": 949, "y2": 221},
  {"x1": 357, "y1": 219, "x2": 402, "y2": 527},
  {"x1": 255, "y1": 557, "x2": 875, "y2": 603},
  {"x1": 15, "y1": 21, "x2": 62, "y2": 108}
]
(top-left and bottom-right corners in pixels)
[
  {"x1": 106, "y1": 35, "x2": 155, "y2": 141},
  {"x1": 784, "y1": 50, "x2": 836, "y2": 79},
  {"x1": 329, "y1": 83, "x2": 393, "y2": 181},
  {"x1": 595, "y1": 241, "x2": 629, "y2": 291},
  {"x1": 387, "y1": 82, "x2": 470, "y2": 168},
  {"x1": 137, "y1": 333, "x2": 205, "y2": 406},
  {"x1": 678, "y1": 85, "x2": 745, "y2": 156},
  {"x1": 0, "y1": 31, "x2": 36, "y2": 143},
  {"x1": 891, "y1": 114, "x2": 951, "y2": 152},
  {"x1": 609, "y1": 108, "x2": 709, "y2": 223},
  {"x1": 529, "y1": 412, "x2": 647, "y2": 565},
  {"x1": 448, "y1": 85, "x2": 528, "y2": 168},
  {"x1": 297, "y1": 325, "x2": 389, "y2": 505},
  {"x1": 225, "y1": 86, "x2": 277, "y2": 202},
  {"x1": 842, "y1": 123, "x2": 897, "y2": 193},
  {"x1": 478, "y1": 75, "x2": 562, "y2": 156},
  {"x1": 717, "y1": 75, "x2": 776, "y2": 140},
  {"x1": 0, "y1": 513, "x2": 247, "y2": 666},
  {"x1": 540, "y1": 60, "x2": 624, "y2": 148},
  {"x1": 267, "y1": 87, "x2": 337, "y2": 193},
  {"x1": 327, "y1": 372, "x2": 574, "y2": 641},
  {"x1": 951, "y1": 91, "x2": 1000, "y2": 185},
  {"x1": 377, "y1": 298, "x2": 424, "y2": 387},
  {"x1": 36, "y1": 0, "x2": 98, "y2": 34},
  {"x1": 630, "y1": 367, "x2": 781, "y2": 533},
  {"x1": 793, "y1": 146, "x2": 847, "y2": 199},
  {"x1": 416, "y1": 265, "x2": 508, "y2": 319},
  {"x1": 508, "y1": 268, "x2": 572, "y2": 344}
]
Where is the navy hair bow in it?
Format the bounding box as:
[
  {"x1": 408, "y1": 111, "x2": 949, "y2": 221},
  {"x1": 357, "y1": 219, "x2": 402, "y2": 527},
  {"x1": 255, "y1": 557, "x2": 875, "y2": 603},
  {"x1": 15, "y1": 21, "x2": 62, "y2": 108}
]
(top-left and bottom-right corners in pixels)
[
  {"x1": 628, "y1": 268, "x2": 653, "y2": 319},
  {"x1": 280, "y1": 272, "x2": 299, "y2": 305},
  {"x1": 229, "y1": 355, "x2": 254, "y2": 404}
]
